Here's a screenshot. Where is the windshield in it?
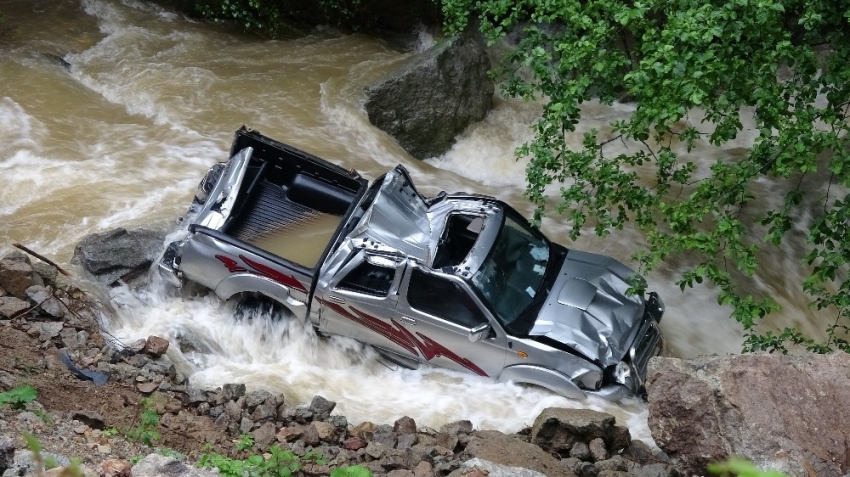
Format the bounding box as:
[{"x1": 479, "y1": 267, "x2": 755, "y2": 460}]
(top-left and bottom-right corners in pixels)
[{"x1": 471, "y1": 213, "x2": 550, "y2": 328}]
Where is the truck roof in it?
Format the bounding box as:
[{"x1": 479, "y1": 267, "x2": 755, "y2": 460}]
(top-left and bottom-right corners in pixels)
[{"x1": 339, "y1": 166, "x2": 505, "y2": 276}]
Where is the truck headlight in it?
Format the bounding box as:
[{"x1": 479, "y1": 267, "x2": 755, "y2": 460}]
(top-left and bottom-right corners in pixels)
[{"x1": 613, "y1": 360, "x2": 634, "y2": 389}]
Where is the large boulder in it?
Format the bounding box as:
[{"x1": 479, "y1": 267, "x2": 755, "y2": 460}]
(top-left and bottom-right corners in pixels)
[
  {"x1": 464, "y1": 435, "x2": 576, "y2": 477},
  {"x1": 647, "y1": 353, "x2": 850, "y2": 477},
  {"x1": 72, "y1": 228, "x2": 165, "y2": 286},
  {"x1": 530, "y1": 408, "x2": 631, "y2": 455},
  {"x1": 0, "y1": 251, "x2": 37, "y2": 299},
  {"x1": 364, "y1": 32, "x2": 494, "y2": 159}
]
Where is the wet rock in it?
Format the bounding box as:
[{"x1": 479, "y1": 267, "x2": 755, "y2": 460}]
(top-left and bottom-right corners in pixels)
[
  {"x1": 380, "y1": 450, "x2": 408, "y2": 471},
  {"x1": 449, "y1": 458, "x2": 549, "y2": 477},
  {"x1": 239, "y1": 417, "x2": 254, "y2": 434},
  {"x1": 394, "y1": 416, "x2": 417, "y2": 435},
  {"x1": 352, "y1": 421, "x2": 376, "y2": 440},
  {"x1": 388, "y1": 470, "x2": 415, "y2": 477},
  {"x1": 142, "y1": 336, "x2": 169, "y2": 358},
  {"x1": 126, "y1": 339, "x2": 147, "y2": 354},
  {"x1": 252, "y1": 422, "x2": 278, "y2": 449},
  {"x1": 363, "y1": 32, "x2": 494, "y2": 159},
  {"x1": 412, "y1": 461, "x2": 434, "y2": 477},
  {"x1": 0, "y1": 371, "x2": 18, "y2": 391},
  {"x1": 465, "y1": 435, "x2": 575, "y2": 477},
  {"x1": 0, "y1": 253, "x2": 36, "y2": 298},
  {"x1": 0, "y1": 435, "x2": 14, "y2": 475},
  {"x1": 136, "y1": 381, "x2": 159, "y2": 394},
  {"x1": 589, "y1": 438, "x2": 608, "y2": 462},
  {"x1": 244, "y1": 390, "x2": 273, "y2": 411},
  {"x1": 131, "y1": 454, "x2": 217, "y2": 477},
  {"x1": 0, "y1": 297, "x2": 29, "y2": 319},
  {"x1": 25, "y1": 285, "x2": 64, "y2": 319},
  {"x1": 365, "y1": 441, "x2": 386, "y2": 460},
  {"x1": 32, "y1": 262, "x2": 58, "y2": 287},
  {"x1": 622, "y1": 440, "x2": 658, "y2": 466},
  {"x1": 327, "y1": 414, "x2": 347, "y2": 430},
  {"x1": 301, "y1": 463, "x2": 333, "y2": 476},
  {"x1": 72, "y1": 227, "x2": 165, "y2": 286},
  {"x1": 38, "y1": 322, "x2": 64, "y2": 341},
  {"x1": 187, "y1": 387, "x2": 208, "y2": 404},
  {"x1": 100, "y1": 458, "x2": 132, "y2": 477},
  {"x1": 311, "y1": 421, "x2": 336, "y2": 442},
  {"x1": 373, "y1": 431, "x2": 398, "y2": 449},
  {"x1": 343, "y1": 437, "x2": 367, "y2": 451},
  {"x1": 647, "y1": 353, "x2": 850, "y2": 477},
  {"x1": 595, "y1": 456, "x2": 628, "y2": 472},
  {"x1": 308, "y1": 395, "x2": 336, "y2": 420},
  {"x1": 435, "y1": 432, "x2": 458, "y2": 451},
  {"x1": 628, "y1": 463, "x2": 672, "y2": 477},
  {"x1": 250, "y1": 403, "x2": 275, "y2": 422},
  {"x1": 396, "y1": 433, "x2": 418, "y2": 450},
  {"x1": 276, "y1": 425, "x2": 304, "y2": 443},
  {"x1": 531, "y1": 408, "x2": 628, "y2": 454},
  {"x1": 440, "y1": 420, "x2": 473, "y2": 435},
  {"x1": 570, "y1": 442, "x2": 592, "y2": 461}
]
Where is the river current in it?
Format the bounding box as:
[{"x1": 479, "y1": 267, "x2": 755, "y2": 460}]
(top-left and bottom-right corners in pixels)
[{"x1": 0, "y1": 0, "x2": 833, "y2": 440}]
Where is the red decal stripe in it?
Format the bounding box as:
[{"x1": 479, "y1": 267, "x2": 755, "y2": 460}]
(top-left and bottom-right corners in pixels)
[
  {"x1": 240, "y1": 255, "x2": 308, "y2": 293},
  {"x1": 318, "y1": 299, "x2": 488, "y2": 377},
  {"x1": 215, "y1": 255, "x2": 247, "y2": 272},
  {"x1": 415, "y1": 333, "x2": 488, "y2": 376}
]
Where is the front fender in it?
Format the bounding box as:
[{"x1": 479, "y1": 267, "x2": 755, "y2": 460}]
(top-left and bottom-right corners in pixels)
[
  {"x1": 215, "y1": 273, "x2": 308, "y2": 322},
  {"x1": 498, "y1": 365, "x2": 587, "y2": 400}
]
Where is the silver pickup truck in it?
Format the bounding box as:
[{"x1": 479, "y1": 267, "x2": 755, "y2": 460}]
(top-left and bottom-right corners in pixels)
[{"x1": 160, "y1": 127, "x2": 664, "y2": 400}]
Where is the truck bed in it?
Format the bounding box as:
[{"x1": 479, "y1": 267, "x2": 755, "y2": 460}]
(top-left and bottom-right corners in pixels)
[
  {"x1": 219, "y1": 128, "x2": 367, "y2": 270},
  {"x1": 226, "y1": 180, "x2": 342, "y2": 267}
]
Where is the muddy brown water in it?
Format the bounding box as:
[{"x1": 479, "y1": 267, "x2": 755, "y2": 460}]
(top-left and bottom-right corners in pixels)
[{"x1": 0, "y1": 0, "x2": 834, "y2": 438}]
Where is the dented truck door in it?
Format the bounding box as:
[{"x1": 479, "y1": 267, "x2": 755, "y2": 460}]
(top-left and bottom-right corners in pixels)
[
  {"x1": 318, "y1": 252, "x2": 412, "y2": 357},
  {"x1": 394, "y1": 263, "x2": 508, "y2": 378}
]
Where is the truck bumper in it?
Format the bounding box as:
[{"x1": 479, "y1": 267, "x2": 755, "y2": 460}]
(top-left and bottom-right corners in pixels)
[{"x1": 158, "y1": 241, "x2": 183, "y2": 288}]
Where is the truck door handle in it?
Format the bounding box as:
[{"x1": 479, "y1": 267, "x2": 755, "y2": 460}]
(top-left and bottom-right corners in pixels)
[
  {"x1": 327, "y1": 295, "x2": 345, "y2": 304},
  {"x1": 398, "y1": 316, "x2": 416, "y2": 326}
]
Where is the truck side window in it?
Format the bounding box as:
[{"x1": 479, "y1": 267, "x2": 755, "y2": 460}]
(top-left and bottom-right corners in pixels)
[
  {"x1": 408, "y1": 268, "x2": 485, "y2": 328},
  {"x1": 338, "y1": 262, "x2": 394, "y2": 297}
]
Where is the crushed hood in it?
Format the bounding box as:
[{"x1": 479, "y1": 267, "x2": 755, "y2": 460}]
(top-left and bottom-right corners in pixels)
[{"x1": 529, "y1": 250, "x2": 645, "y2": 367}]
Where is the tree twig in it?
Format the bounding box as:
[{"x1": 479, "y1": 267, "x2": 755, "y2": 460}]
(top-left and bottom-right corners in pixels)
[{"x1": 12, "y1": 243, "x2": 70, "y2": 276}]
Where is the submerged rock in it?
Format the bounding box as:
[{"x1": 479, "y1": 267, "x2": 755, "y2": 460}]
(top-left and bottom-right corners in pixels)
[
  {"x1": 647, "y1": 353, "x2": 850, "y2": 477},
  {"x1": 72, "y1": 227, "x2": 165, "y2": 287},
  {"x1": 364, "y1": 32, "x2": 494, "y2": 159}
]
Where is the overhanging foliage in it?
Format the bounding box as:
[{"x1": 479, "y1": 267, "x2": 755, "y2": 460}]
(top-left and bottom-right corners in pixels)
[{"x1": 442, "y1": 0, "x2": 850, "y2": 352}]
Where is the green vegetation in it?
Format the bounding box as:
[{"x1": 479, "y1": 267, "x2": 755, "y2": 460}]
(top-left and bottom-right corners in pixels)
[
  {"x1": 236, "y1": 433, "x2": 256, "y2": 452},
  {"x1": 0, "y1": 385, "x2": 38, "y2": 410},
  {"x1": 199, "y1": 445, "x2": 328, "y2": 477},
  {"x1": 709, "y1": 457, "x2": 788, "y2": 477},
  {"x1": 442, "y1": 0, "x2": 850, "y2": 353},
  {"x1": 126, "y1": 397, "x2": 162, "y2": 446},
  {"x1": 23, "y1": 433, "x2": 84, "y2": 477},
  {"x1": 331, "y1": 465, "x2": 373, "y2": 477},
  {"x1": 195, "y1": 0, "x2": 285, "y2": 37}
]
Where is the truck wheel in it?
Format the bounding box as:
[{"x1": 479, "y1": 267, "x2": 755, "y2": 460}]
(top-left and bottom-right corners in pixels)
[{"x1": 232, "y1": 293, "x2": 290, "y2": 321}]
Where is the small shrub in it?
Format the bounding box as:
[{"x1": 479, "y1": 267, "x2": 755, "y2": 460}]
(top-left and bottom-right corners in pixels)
[
  {"x1": 235, "y1": 433, "x2": 254, "y2": 452},
  {"x1": 0, "y1": 385, "x2": 37, "y2": 409},
  {"x1": 127, "y1": 398, "x2": 161, "y2": 446},
  {"x1": 331, "y1": 465, "x2": 372, "y2": 477},
  {"x1": 199, "y1": 445, "x2": 325, "y2": 477},
  {"x1": 708, "y1": 457, "x2": 789, "y2": 477}
]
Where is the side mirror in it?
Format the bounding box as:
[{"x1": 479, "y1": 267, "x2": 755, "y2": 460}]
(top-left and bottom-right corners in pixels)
[{"x1": 468, "y1": 323, "x2": 490, "y2": 342}]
